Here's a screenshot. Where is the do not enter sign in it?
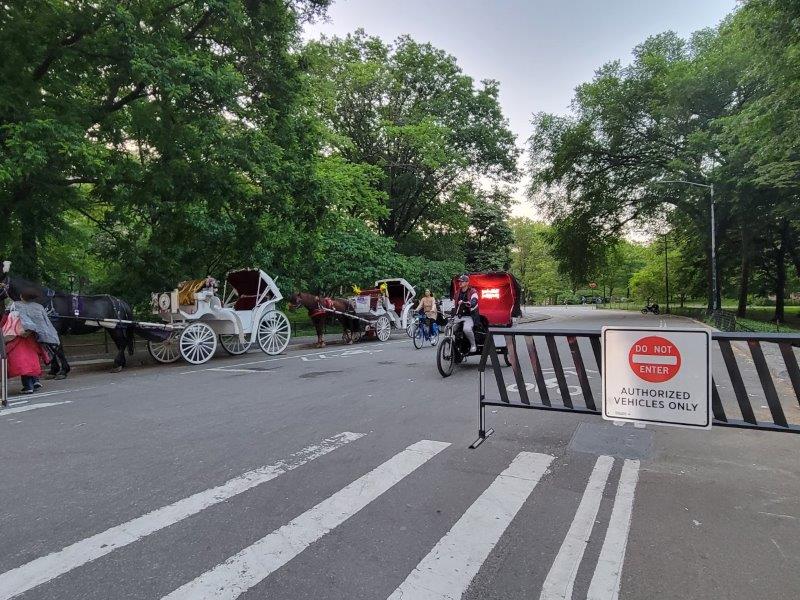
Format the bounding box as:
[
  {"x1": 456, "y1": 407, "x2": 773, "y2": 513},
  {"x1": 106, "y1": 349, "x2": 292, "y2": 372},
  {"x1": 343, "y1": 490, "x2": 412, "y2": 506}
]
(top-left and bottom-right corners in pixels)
[
  {"x1": 602, "y1": 327, "x2": 711, "y2": 429},
  {"x1": 628, "y1": 335, "x2": 681, "y2": 383}
]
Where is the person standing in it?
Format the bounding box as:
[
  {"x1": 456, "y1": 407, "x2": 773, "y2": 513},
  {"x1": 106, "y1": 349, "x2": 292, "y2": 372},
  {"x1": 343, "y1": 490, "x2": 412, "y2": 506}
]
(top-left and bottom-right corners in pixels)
[{"x1": 2, "y1": 289, "x2": 57, "y2": 393}]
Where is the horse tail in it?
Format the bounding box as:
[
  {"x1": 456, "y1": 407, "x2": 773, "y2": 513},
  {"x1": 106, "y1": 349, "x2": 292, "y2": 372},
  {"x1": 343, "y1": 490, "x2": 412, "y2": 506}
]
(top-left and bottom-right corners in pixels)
[{"x1": 127, "y1": 324, "x2": 135, "y2": 356}]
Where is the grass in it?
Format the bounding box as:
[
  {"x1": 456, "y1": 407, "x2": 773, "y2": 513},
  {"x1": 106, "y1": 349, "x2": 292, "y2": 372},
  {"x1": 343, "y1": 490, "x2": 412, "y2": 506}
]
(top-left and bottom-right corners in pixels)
[{"x1": 285, "y1": 309, "x2": 319, "y2": 337}]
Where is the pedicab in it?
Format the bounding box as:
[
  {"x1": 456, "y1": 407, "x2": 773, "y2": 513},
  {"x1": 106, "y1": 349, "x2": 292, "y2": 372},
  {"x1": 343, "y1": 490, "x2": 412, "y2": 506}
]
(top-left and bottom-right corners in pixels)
[
  {"x1": 146, "y1": 269, "x2": 291, "y2": 364},
  {"x1": 436, "y1": 272, "x2": 522, "y2": 377}
]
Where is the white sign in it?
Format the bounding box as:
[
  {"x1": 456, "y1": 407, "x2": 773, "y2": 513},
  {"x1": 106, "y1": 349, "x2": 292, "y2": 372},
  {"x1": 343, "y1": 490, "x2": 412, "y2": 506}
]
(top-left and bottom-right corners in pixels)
[
  {"x1": 354, "y1": 296, "x2": 370, "y2": 314},
  {"x1": 602, "y1": 327, "x2": 712, "y2": 429}
]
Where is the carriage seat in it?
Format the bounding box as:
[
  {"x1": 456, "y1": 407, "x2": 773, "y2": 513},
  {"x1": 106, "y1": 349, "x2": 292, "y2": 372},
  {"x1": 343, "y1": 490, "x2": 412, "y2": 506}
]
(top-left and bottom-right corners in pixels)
[{"x1": 233, "y1": 294, "x2": 258, "y2": 311}]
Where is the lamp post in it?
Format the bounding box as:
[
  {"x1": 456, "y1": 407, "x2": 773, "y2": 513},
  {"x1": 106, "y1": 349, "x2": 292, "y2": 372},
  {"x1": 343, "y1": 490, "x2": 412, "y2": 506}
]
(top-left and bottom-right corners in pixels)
[
  {"x1": 663, "y1": 232, "x2": 670, "y2": 314},
  {"x1": 653, "y1": 180, "x2": 717, "y2": 311}
]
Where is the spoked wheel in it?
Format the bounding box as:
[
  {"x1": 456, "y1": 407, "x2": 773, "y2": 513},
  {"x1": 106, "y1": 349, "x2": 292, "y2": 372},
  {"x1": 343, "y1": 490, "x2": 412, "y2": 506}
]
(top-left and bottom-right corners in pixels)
[
  {"x1": 413, "y1": 323, "x2": 425, "y2": 349},
  {"x1": 430, "y1": 327, "x2": 439, "y2": 347},
  {"x1": 179, "y1": 322, "x2": 218, "y2": 364},
  {"x1": 437, "y1": 336, "x2": 455, "y2": 377},
  {"x1": 406, "y1": 322, "x2": 414, "y2": 338},
  {"x1": 258, "y1": 310, "x2": 291, "y2": 355},
  {"x1": 375, "y1": 315, "x2": 391, "y2": 342},
  {"x1": 219, "y1": 334, "x2": 252, "y2": 356},
  {"x1": 147, "y1": 333, "x2": 181, "y2": 364}
]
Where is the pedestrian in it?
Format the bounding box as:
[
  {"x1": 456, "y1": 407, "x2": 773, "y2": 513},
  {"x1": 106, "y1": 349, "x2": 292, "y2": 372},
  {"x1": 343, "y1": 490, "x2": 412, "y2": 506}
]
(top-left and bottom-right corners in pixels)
[{"x1": 1, "y1": 289, "x2": 56, "y2": 394}]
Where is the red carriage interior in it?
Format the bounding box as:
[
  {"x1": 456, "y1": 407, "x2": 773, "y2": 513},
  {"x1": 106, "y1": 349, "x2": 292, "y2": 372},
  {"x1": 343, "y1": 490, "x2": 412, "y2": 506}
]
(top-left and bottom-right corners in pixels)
[
  {"x1": 357, "y1": 282, "x2": 407, "y2": 313},
  {"x1": 227, "y1": 269, "x2": 266, "y2": 311},
  {"x1": 450, "y1": 272, "x2": 522, "y2": 327}
]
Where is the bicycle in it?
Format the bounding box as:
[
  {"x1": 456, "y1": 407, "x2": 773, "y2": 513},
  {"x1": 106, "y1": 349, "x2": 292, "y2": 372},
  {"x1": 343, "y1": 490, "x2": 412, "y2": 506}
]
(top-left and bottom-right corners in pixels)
[{"x1": 411, "y1": 313, "x2": 439, "y2": 349}]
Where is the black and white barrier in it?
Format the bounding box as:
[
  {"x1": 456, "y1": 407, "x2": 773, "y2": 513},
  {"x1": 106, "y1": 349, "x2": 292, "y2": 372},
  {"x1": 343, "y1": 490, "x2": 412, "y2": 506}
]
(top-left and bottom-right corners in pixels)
[{"x1": 471, "y1": 327, "x2": 800, "y2": 448}]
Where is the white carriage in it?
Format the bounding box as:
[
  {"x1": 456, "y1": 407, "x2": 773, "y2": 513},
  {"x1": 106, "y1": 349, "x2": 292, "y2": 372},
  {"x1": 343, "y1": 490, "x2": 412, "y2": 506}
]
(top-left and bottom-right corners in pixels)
[
  {"x1": 338, "y1": 278, "x2": 416, "y2": 342},
  {"x1": 146, "y1": 269, "x2": 291, "y2": 364}
]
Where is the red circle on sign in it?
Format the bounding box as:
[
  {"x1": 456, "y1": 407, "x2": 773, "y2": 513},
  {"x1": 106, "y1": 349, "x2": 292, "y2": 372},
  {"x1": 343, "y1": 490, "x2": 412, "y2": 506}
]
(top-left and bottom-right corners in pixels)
[{"x1": 628, "y1": 335, "x2": 681, "y2": 383}]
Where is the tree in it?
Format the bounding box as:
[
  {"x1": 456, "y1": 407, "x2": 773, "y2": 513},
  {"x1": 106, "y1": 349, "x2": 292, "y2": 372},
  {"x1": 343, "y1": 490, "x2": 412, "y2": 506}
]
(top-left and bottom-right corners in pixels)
[
  {"x1": 304, "y1": 31, "x2": 519, "y2": 242},
  {"x1": 0, "y1": 0, "x2": 331, "y2": 302},
  {"x1": 509, "y1": 218, "x2": 570, "y2": 304}
]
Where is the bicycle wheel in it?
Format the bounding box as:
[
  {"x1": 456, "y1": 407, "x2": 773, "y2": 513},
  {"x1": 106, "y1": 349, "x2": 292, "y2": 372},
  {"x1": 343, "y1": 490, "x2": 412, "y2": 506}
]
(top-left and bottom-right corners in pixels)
[
  {"x1": 413, "y1": 323, "x2": 425, "y2": 349},
  {"x1": 437, "y1": 337, "x2": 455, "y2": 377}
]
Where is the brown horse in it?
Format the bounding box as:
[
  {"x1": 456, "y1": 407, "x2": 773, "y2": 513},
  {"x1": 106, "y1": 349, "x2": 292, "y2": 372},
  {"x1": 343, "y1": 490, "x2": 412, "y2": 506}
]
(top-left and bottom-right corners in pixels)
[{"x1": 287, "y1": 292, "x2": 359, "y2": 348}]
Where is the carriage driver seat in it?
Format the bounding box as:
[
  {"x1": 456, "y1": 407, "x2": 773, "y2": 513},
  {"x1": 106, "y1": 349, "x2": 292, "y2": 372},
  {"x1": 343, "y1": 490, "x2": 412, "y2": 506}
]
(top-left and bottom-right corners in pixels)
[{"x1": 233, "y1": 294, "x2": 258, "y2": 311}]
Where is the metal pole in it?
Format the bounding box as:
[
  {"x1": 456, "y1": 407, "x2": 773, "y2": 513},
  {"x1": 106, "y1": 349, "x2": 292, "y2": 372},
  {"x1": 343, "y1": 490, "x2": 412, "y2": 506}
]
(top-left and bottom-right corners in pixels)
[
  {"x1": 1, "y1": 334, "x2": 7, "y2": 409},
  {"x1": 710, "y1": 184, "x2": 718, "y2": 312},
  {"x1": 664, "y1": 232, "x2": 670, "y2": 314}
]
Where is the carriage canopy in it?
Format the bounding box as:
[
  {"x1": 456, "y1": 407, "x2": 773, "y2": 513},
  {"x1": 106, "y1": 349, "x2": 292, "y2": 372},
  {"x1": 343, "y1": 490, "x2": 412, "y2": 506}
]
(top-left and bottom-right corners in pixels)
[
  {"x1": 374, "y1": 278, "x2": 415, "y2": 314},
  {"x1": 224, "y1": 269, "x2": 282, "y2": 311},
  {"x1": 450, "y1": 272, "x2": 522, "y2": 327}
]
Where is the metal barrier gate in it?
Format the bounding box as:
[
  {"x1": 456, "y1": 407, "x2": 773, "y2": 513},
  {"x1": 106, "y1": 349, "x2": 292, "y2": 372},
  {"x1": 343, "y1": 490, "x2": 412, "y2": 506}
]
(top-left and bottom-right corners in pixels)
[{"x1": 472, "y1": 327, "x2": 800, "y2": 447}]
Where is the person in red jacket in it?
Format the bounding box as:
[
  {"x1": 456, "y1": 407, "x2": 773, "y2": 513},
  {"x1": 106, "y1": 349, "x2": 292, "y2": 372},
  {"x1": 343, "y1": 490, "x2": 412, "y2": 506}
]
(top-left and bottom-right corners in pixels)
[{"x1": 2, "y1": 289, "x2": 51, "y2": 394}]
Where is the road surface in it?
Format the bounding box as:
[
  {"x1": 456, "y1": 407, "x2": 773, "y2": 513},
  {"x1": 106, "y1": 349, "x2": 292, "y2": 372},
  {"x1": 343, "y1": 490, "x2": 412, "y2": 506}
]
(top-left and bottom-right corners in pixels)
[{"x1": 0, "y1": 307, "x2": 798, "y2": 599}]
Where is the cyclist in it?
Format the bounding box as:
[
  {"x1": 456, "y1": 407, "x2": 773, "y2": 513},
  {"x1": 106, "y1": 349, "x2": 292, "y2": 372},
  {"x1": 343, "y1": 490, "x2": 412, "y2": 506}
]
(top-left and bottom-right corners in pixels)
[
  {"x1": 454, "y1": 275, "x2": 479, "y2": 353},
  {"x1": 413, "y1": 289, "x2": 438, "y2": 336}
]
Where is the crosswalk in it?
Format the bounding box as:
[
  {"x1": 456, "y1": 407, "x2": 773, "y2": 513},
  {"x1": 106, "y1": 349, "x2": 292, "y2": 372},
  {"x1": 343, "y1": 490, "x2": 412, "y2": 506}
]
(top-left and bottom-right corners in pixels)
[{"x1": 0, "y1": 433, "x2": 641, "y2": 600}]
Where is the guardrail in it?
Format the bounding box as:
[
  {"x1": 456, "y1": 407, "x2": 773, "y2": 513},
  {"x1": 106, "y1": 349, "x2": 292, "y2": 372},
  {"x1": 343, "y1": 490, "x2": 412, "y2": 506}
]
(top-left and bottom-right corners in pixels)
[{"x1": 471, "y1": 327, "x2": 800, "y2": 447}]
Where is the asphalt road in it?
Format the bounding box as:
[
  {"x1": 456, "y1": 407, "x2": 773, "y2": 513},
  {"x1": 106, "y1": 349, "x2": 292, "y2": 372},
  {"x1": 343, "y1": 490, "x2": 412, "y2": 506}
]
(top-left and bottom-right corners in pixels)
[{"x1": 1, "y1": 307, "x2": 798, "y2": 600}]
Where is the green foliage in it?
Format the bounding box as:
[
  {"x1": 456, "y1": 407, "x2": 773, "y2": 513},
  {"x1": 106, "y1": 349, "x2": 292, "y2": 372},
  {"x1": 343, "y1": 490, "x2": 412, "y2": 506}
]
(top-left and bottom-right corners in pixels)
[
  {"x1": 509, "y1": 218, "x2": 571, "y2": 303},
  {"x1": 304, "y1": 30, "x2": 519, "y2": 241}
]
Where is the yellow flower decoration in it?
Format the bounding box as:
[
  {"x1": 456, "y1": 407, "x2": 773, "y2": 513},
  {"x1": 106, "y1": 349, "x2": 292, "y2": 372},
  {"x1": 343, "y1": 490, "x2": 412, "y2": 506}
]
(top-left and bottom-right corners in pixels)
[{"x1": 352, "y1": 285, "x2": 362, "y2": 295}]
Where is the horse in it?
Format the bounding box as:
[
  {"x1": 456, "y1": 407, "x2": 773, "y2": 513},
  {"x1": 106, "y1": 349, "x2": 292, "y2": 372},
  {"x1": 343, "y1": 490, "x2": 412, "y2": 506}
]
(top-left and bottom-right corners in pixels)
[
  {"x1": 287, "y1": 292, "x2": 358, "y2": 348},
  {"x1": 0, "y1": 270, "x2": 135, "y2": 375}
]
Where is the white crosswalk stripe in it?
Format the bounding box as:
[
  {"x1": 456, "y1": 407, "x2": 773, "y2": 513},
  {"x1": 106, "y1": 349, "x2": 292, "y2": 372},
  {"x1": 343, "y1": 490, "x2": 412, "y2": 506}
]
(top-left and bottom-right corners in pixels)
[
  {"x1": 587, "y1": 459, "x2": 641, "y2": 600},
  {"x1": 0, "y1": 437, "x2": 643, "y2": 600},
  {"x1": 0, "y1": 432, "x2": 364, "y2": 600},
  {"x1": 387, "y1": 451, "x2": 554, "y2": 600},
  {"x1": 162, "y1": 439, "x2": 450, "y2": 600},
  {"x1": 539, "y1": 455, "x2": 614, "y2": 600}
]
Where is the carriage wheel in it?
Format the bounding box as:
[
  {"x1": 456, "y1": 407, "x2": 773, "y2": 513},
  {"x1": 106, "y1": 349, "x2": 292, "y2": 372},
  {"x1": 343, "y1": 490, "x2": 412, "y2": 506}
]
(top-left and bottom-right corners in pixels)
[
  {"x1": 258, "y1": 310, "x2": 291, "y2": 355},
  {"x1": 147, "y1": 333, "x2": 181, "y2": 364},
  {"x1": 437, "y1": 337, "x2": 455, "y2": 377},
  {"x1": 219, "y1": 334, "x2": 252, "y2": 356},
  {"x1": 375, "y1": 315, "x2": 391, "y2": 342},
  {"x1": 179, "y1": 322, "x2": 218, "y2": 364}
]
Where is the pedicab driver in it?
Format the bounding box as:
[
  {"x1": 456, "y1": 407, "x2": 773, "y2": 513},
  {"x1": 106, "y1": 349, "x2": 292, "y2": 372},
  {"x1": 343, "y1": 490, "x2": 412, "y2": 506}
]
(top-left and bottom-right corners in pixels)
[{"x1": 455, "y1": 274, "x2": 479, "y2": 353}]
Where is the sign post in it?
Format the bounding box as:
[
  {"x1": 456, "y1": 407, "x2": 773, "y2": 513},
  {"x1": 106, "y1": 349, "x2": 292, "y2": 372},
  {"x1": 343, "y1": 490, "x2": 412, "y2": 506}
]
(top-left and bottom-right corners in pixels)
[{"x1": 602, "y1": 327, "x2": 711, "y2": 429}]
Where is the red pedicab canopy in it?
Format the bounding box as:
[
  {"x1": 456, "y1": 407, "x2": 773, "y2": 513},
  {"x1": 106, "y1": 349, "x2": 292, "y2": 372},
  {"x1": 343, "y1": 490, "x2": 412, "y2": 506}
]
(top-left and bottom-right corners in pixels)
[{"x1": 450, "y1": 272, "x2": 522, "y2": 327}]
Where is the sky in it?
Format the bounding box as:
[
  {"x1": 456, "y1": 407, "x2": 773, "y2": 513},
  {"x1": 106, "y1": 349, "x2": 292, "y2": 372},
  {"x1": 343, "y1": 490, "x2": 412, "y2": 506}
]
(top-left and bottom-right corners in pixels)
[{"x1": 304, "y1": 0, "x2": 739, "y2": 217}]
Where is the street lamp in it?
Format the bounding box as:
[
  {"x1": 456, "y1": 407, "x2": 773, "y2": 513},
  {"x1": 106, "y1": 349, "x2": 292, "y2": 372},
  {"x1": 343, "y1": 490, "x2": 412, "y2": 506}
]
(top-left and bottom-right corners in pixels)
[{"x1": 653, "y1": 180, "x2": 717, "y2": 311}]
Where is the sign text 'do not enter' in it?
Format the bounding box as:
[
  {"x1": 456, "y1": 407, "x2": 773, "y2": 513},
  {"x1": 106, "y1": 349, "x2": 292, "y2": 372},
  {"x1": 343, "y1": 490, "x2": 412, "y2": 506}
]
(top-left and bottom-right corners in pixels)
[{"x1": 628, "y1": 335, "x2": 681, "y2": 383}]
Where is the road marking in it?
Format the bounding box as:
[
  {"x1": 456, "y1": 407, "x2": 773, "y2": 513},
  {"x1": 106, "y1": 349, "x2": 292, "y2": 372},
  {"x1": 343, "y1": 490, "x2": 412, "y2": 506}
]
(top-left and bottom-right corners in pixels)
[
  {"x1": 587, "y1": 459, "x2": 641, "y2": 600},
  {"x1": 5, "y1": 386, "x2": 97, "y2": 402},
  {"x1": 539, "y1": 455, "x2": 613, "y2": 600},
  {"x1": 387, "y1": 451, "x2": 554, "y2": 600},
  {"x1": 163, "y1": 439, "x2": 450, "y2": 600},
  {"x1": 179, "y1": 340, "x2": 406, "y2": 375},
  {"x1": 0, "y1": 432, "x2": 364, "y2": 600},
  {"x1": 0, "y1": 401, "x2": 72, "y2": 417},
  {"x1": 206, "y1": 368, "x2": 267, "y2": 374}
]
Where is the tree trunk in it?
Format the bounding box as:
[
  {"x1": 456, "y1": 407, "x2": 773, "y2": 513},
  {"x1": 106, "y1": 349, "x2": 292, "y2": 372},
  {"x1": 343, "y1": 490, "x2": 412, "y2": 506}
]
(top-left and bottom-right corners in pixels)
[
  {"x1": 774, "y1": 220, "x2": 788, "y2": 324},
  {"x1": 737, "y1": 226, "x2": 751, "y2": 318},
  {"x1": 14, "y1": 182, "x2": 40, "y2": 280}
]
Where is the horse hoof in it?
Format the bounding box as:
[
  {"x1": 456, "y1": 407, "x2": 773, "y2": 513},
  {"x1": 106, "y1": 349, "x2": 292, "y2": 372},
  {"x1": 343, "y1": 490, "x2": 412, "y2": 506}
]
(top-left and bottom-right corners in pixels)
[
  {"x1": 110, "y1": 366, "x2": 123, "y2": 373},
  {"x1": 54, "y1": 374, "x2": 67, "y2": 381}
]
